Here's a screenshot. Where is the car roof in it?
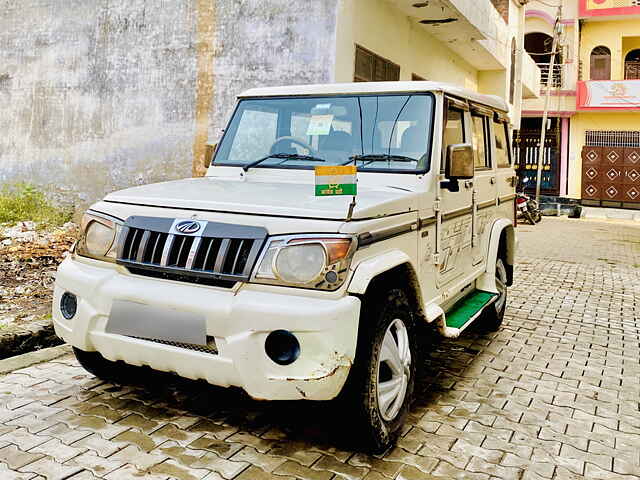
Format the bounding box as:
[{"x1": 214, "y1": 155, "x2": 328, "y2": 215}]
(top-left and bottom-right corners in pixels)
[{"x1": 238, "y1": 81, "x2": 509, "y2": 113}]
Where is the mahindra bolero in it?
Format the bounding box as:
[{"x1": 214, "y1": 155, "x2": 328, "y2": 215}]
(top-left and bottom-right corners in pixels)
[{"x1": 53, "y1": 81, "x2": 516, "y2": 452}]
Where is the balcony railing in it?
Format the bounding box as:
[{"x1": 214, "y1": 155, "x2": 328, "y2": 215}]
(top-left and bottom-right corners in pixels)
[{"x1": 537, "y1": 63, "x2": 563, "y2": 89}]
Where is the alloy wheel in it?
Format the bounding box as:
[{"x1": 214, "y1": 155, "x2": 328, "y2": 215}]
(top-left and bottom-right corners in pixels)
[
  {"x1": 495, "y1": 260, "x2": 508, "y2": 312},
  {"x1": 376, "y1": 318, "x2": 411, "y2": 421}
]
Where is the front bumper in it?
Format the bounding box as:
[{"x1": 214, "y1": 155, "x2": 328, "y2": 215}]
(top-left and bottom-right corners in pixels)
[{"x1": 53, "y1": 256, "x2": 361, "y2": 400}]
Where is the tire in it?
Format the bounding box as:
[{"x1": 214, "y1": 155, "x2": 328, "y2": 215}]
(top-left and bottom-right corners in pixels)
[
  {"x1": 534, "y1": 212, "x2": 542, "y2": 223},
  {"x1": 73, "y1": 347, "x2": 134, "y2": 383},
  {"x1": 478, "y1": 257, "x2": 508, "y2": 332},
  {"x1": 525, "y1": 210, "x2": 537, "y2": 225},
  {"x1": 341, "y1": 288, "x2": 417, "y2": 454}
]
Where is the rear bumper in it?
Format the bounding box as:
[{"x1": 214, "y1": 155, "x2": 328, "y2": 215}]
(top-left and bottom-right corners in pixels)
[{"x1": 53, "y1": 256, "x2": 360, "y2": 400}]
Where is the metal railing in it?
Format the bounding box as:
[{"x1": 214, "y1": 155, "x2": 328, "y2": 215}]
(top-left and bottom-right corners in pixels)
[
  {"x1": 625, "y1": 61, "x2": 640, "y2": 80},
  {"x1": 537, "y1": 63, "x2": 563, "y2": 89},
  {"x1": 586, "y1": 130, "x2": 640, "y2": 148}
]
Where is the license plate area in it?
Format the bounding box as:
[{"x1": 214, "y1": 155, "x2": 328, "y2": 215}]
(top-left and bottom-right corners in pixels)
[{"x1": 106, "y1": 300, "x2": 207, "y2": 346}]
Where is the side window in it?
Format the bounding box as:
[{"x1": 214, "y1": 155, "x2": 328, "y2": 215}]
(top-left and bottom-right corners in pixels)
[
  {"x1": 441, "y1": 107, "x2": 465, "y2": 173},
  {"x1": 472, "y1": 114, "x2": 490, "y2": 169},
  {"x1": 494, "y1": 120, "x2": 511, "y2": 168}
]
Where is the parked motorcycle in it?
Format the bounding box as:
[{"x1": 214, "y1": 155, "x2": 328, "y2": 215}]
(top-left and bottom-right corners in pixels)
[{"x1": 516, "y1": 178, "x2": 542, "y2": 225}]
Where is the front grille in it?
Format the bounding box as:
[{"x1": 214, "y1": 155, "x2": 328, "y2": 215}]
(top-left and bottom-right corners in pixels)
[
  {"x1": 116, "y1": 216, "x2": 267, "y2": 286},
  {"x1": 132, "y1": 336, "x2": 218, "y2": 355}
]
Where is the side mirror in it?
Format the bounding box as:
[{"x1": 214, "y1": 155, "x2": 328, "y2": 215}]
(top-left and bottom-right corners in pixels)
[
  {"x1": 204, "y1": 143, "x2": 217, "y2": 169},
  {"x1": 445, "y1": 143, "x2": 474, "y2": 180}
]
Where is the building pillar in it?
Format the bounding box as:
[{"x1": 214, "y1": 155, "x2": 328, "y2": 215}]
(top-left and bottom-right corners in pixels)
[{"x1": 560, "y1": 117, "x2": 570, "y2": 196}]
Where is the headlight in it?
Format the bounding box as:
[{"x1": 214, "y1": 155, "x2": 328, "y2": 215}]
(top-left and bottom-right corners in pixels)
[
  {"x1": 76, "y1": 211, "x2": 123, "y2": 262},
  {"x1": 252, "y1": 235, "x2": 356, "y2": 290}
]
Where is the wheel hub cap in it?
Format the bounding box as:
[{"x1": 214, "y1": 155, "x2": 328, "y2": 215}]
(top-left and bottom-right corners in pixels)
[
  {"x1": 495, "y1": 261, "x2": 508, "y2": 312},
  {"x1": 377, "y1": 318, "x2": 411, "y2": 421}
]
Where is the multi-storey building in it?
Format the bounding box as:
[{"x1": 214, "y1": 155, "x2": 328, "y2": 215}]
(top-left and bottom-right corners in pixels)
[
  {"x1": 520, "y1": 0, "x2": 640, "y2": 209},
  {"x1": 1, "y1": 0, "x2": 539, "y2": 207}
]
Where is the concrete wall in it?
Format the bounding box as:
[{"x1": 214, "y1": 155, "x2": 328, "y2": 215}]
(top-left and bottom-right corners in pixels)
[
  {"x1": 0, "y1": 0, "x2": 341, "y2": 209},
  {"x1": 209, "y1": 1, "x2": 340, "y2": 145},
  {"x1": 0, "y1": 0, "x2": 198, "y2": 208}
]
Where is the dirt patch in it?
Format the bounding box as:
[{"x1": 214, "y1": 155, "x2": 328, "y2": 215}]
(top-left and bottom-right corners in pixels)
[{"x1": 0, "y1": 221, "x2": 77, "y2": 330}]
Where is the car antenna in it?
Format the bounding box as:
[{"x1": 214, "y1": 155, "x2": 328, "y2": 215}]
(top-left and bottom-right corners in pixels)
[{"x1": 347, "y1": 98, "x2": 365, "y2": 222}]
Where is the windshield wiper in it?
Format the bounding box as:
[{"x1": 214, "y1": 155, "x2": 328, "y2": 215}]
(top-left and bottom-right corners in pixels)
[
  {"x1": 345, "y1": 154, "x2": 417, "y2": 167},
  {"x1": 243, "y1": 153, "x2": 325, "y2": 172}
]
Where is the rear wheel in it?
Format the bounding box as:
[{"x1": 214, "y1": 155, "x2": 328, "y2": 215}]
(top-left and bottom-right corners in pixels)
[
  {"x1": 479, "y1": 257, "x2": 508, "y2": 332},
  {"x1": 73, "y1": 347, "x2": 134, "y2": 383},
  {"x1": 341, "y1": 288, "x2": 417, "y2": 454}
]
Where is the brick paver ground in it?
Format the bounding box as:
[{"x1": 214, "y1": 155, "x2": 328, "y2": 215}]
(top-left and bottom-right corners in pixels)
[{"x1": 0, "y1": 217, "x2": 639, "y2": 479}]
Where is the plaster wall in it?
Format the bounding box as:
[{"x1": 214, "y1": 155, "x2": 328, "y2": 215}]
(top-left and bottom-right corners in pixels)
[
  {"x1": 0, "y1": 0, "x2": 198, "y2": 208},
  {"x1": 1, "y1": 0, "x2": 341, "y2": 208},
  {"x1": 334, "y1": 0, "x2": 478, "y2": 89},
  {"x1": 580, "y1": 19, "x2": 640, "y2": 80}
]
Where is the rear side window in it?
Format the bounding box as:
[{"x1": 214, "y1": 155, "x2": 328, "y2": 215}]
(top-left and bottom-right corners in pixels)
[
  {"x1": 494, "y1": 120, "x2": 511, "y2": 168},
  {"x1": 472, "y1": 114, "x2": 490, "y2": 169}
]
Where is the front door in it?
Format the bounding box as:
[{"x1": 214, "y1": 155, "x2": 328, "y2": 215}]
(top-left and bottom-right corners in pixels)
[
  {"x1": 437, "y1": 100, "x2": 473, "y2": 291},
  {"x1": 513, "y1": 118, "x2": 560, "y2": 195}
]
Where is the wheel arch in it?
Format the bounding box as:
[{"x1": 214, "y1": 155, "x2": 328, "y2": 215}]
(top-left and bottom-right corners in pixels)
[
  {"x1": 476, "y1": 219, "x2": 516, "y2": 292},
  {"x1": 348, "y1": 252, "x2": 426, "y2": 323}
]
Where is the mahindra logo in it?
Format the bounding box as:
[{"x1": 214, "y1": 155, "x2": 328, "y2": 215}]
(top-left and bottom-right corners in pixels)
[{"x1": 175, "y1": 221, "x2": 201, "y2": 234}]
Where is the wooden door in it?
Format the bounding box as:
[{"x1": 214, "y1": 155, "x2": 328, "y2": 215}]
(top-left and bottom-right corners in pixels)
[
  {"x1": 581, "y1": 146, "x2": 603, "y2": 201},
  {"x1": 600, "y1": 147, "x2": 625, "y2": 201},
  {"x1": 581, "y1": 146, "x2": 640, "y2": 203},
  {"x1": 622, "y1": 147, "x2": 640, "y2": 202}
]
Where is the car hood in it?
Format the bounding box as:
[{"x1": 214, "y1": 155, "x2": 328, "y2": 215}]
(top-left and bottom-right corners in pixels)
[{"x1": 104, "y1": 177, "x2": 418, "y2": 221}]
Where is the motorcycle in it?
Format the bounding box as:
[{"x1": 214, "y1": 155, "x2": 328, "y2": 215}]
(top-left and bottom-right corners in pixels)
[{"x1": 516, "y1": 178, "x2": 542, "y2": 225}]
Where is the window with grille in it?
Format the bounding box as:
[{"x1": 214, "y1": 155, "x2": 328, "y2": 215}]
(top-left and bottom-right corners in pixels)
[
  {"x1": 354, "y1": 46, "x2": 400, "y2": 82},
  {"x1": 625, "y1": 49, "x2": 640, "y2": 80},
  {"x1": 585, "y1": 131, "x2": 640, "y2": 148}
]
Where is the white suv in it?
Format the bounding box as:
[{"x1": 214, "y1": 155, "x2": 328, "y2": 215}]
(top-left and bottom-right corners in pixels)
[{"x1": 53, "y1": 81, "x2": 516, "y2": 452}]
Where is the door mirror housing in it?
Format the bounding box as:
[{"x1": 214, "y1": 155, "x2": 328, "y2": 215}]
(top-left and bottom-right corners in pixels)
[{"x1": 445, "y1": 143, "x2": 474, "y2": 179}]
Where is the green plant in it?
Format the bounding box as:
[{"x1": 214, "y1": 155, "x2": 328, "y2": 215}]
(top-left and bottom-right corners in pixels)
[{"x1": 0, "y1": 183, "x2": 72, "y2": 227}]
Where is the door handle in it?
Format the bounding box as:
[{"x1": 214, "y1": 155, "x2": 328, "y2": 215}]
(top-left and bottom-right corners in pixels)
[
  {"x1": 490, "y1": 177, "x2": 496, "y2": 184},
  {"x1": 464, "y1": 180, "x2": 473, "y2": 189}
]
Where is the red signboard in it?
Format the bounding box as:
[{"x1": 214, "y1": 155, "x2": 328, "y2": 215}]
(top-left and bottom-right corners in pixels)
[{"x1": 579, "y1": 0, "x2": 640, "y2": 17}]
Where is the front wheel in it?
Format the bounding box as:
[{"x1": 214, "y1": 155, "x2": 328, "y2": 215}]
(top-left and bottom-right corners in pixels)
[
  {"x1": 525, "y1": 210, "x2": 537, "y2": 225},
  {"x1": 341, "y1": 288, "x2": 417, "y2": 454}
]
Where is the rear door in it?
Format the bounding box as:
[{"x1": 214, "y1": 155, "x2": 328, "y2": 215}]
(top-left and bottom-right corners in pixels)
[
  {"x1": 493, "y1": 114, "x2": 517, "y2": 225},
  {"x1": 469, "y1": 105, "x2": 497, "y2": 267}
]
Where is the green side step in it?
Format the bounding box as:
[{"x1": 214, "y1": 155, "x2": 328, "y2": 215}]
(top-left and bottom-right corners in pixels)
[{"x1": 445, "y1": 291, "x2": 498, "y2": 329}]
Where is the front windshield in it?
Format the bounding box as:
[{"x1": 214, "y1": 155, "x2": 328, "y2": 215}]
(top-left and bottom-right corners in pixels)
[{"x1": 214, "y1": 93, "x2": 435, "y2": 172}]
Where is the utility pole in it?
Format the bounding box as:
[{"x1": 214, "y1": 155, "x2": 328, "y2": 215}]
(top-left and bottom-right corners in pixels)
[{"x1": 535, "y1": 5, "x2": 562, "y2": 203}]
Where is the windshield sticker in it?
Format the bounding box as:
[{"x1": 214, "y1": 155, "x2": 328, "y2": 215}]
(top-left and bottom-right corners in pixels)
[{"x1": 306, "y1": 114, "x2": 334, "y2": 136}]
